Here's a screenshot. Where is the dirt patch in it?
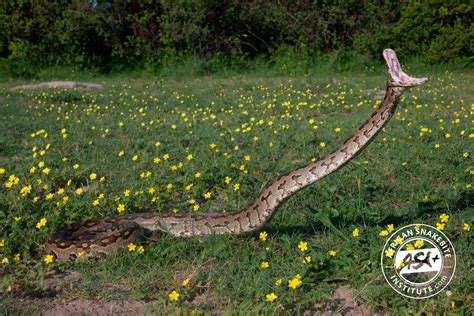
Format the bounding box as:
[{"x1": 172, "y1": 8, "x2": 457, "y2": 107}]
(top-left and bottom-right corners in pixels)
[
  {"x1": 43, "y1": 299, "x2": 149, "y2": 316},
  {"x1": 305, "y1": 285, "x2": 386, "y2": 316},
  {"x1": 11, "y1": 81, "x2": 103, "y2": 91},
  {"x1": 43, "y1": 271, "x2": 81, "y2": 293}
]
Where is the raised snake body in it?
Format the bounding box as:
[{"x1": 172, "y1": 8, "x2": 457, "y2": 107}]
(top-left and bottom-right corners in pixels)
[{"x1": 46, "y1": 49, "x2": 428, "y2": 260}]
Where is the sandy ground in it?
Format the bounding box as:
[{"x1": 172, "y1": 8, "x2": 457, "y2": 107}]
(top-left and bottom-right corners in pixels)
[{"x1": 11, "y1": 81, "x2": 103, "y2": 91}]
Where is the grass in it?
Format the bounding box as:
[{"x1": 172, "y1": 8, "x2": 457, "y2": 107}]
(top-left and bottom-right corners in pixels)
[{"x1": 0, "y1": 61, "x2": 472, "y2": 314}]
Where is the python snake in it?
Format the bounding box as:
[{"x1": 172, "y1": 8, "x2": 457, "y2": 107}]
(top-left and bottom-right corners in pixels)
[{"x1": 46, "y1": 49, "x2": 428, "y2": 260}]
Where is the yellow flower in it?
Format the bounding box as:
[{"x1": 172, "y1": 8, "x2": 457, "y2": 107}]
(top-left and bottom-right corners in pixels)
[
  {"x1": 137, "y1": 246, "x2": 144, "y2": 254},
  {"x1": 13, "y1": 253, "x2": 20, "y2": 262},
  {"x1": 15, "y1": 217, "x2": 21, "y2": 222},
  {"x1": 117, "y1": 204, "x2": 125, "y2": 212},
  {"x1": 379, "y1": 230, "x2": 389, "y2": 237},
  {"x1": 90, "y1": 173, "x2": 97, "y2": 180},
  {"x1": 335, "y1": 127, "x2": 341, "y2": 133},
  {"x1": 434, "y1": 144, "x2": 440, "y2": 149},
  {"x1": 385, "y1": 249, "x2": 395, "y2": 258},
  {"x1": 440, "y1": 213, "x2": 449, "y2": 223},
  {"x1": 319, "y1": 142, "x2": 326, "y2": 148},
  {"x1": 298, "y1": 241, "x2": 308, "y2": 252},
  {"x1": 44, "y1": 255, "x2": 54, "y2": 264},
  {"x1": 195, "y1": 172, "x2": 201, "y2": 178},
  {"x1": 406, "y1": 244, "x2": 415, "y2": 250},
  {"x1": 132, "y1": 155, "x2": 138, "y2": 161},
  {"x1": 128, "y1": 243, "x2": 137, "y2": 251},
  {"x1": 124, "y1": 189, "x2": 130, "y2": 196},
  {"x1": 422, "y1": 195, "x2": 430, "y2": 203},
  {"x1": 186, "y1": 154, "x2": 193, "y2": 161},
  {"x1": 163, "y1": 153, "x2": 170, "y2": 160},
  {"x1": 118, "y1": 150, "x2": 125, "y2": 157},
  {"x1": 275, "y1": 278, "x2": 282, "y2": 286},
  {"x1": 415, "y1": 240, "x2": 424, "y2": 248},
  {"x1": 260, "y1": 261, "x2": 269, "y2": 269},
  {"x1": 444, "y1": 133, "x2": 451, "y2": 139},
  {"x1": 266, "y1": 292, "x2": 277, "y2": 302},
  {"x1": 76, "y1": 188, "x2": 83, "y2": 195},
  {"x1": 397, "y1": 261, "x2": 406, "y2": 270},
  {"x1": 182, "y1": 278, "x2": 190, "y2": 287},
  {"x1": 29, "y1": 167, "x2": 36, "y2": 174},
  {"x1": 38, "y1": 161, "x2": 45, "y2": 168},
  {"x1": 73, "y1": 164, "x2": 79, "y2": 169},
  {"x1": 437, "y1": 223, "x2": 445, "y2": 230},
  {"x1": 463, "y1": 152, "x2": 469, "y2": 159},
  {"x1": 0, "y1": 168, "x2": 5, "y2": 174},
  {"x1": 464, "y1": 223, "x2": 471, "y2": 231},
  {"x1": 1, "y1": 258, "x2": 9, "y2": 264},
  {"x1": 387, "y1": 224, "x2": 394, "y2": 233},
  {"x1": 395, "y1": 236, "x2": 404, "y2": 245},
  {"x1": 244, "y1": 155, "x2": 251, "y2": 161},
  {"x1": 42, "y1": 168, "x2": 50, "y2": 175},
  {"x1": 92, "y1": 199, "x2": 100, "y2": 206},
  {"x1": 204, "y1": 192, "x2": 212, "y2": 199},
  {"x1": 259, "y1": 231, "x2": 268, "y2": 241},
  {"x1": 304, "y1": 256, "x2": 312, "y2": 263},
  {"x1": 0, "y1": 240, "x2": 4, "y2": 247},
  {"x1": 328, "y1": 250, "x2": 337, "y2": 256},
  {"x1": 352, "y1": 228, "x2": 359, "y2": 237},
  {"x1": 288, "y1": 277, "x2": 302, "y2": 289},
  {"x1": 20, "y1": 185, "x2": 32, "y2": 196},
  {"x1": 36, "y1": 217, "x2": 47, "y2": 229},
  {"x1": 45, "y1": 193, "x2": 54, "y2": 200},
  {"x1": 168, "y1": 290, "x2": 179, "y2": 301},
  {"x1": 210, "y1": 143, "x2": 217, "y2": 149},
  {"x1": 225, "y1": 176, "x2": 231, "y2": 184},
  {"x1": 233, "y1": 183, "x2": 240, "y2": 191}
]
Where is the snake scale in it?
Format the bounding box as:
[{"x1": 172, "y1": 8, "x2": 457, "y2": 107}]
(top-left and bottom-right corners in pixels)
[{"x1": 46, "y1": 49, "x2": 428, "y2": 260}]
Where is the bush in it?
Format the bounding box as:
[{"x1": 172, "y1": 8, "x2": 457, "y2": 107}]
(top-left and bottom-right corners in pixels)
[{"x1": 0, "y1": 0, "x2": 472, "y2": 75}]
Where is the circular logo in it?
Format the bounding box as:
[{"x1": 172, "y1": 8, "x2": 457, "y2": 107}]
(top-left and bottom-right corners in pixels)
[{"x1": 381, "y1": 224, "x2": 456, "y2": 299}]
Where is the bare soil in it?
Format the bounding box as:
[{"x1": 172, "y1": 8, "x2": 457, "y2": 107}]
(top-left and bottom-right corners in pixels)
[{"x1": 11, "y1": 81, "x2": 103, "y2": 91}]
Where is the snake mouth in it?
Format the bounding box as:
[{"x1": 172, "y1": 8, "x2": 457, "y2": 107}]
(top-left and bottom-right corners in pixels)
[{"x1": 383, "y1": 49, "x2": 428, "y2": 87}]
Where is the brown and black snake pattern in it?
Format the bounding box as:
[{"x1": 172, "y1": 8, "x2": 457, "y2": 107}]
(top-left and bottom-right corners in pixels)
[{"x1": 46, "y1": 49, "x2": 428, "y2": 260}]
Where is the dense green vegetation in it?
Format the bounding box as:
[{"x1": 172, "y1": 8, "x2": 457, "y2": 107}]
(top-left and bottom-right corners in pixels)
[
  {"x1": 0, "y1": 63, "x2": 472, "y2": 313},
  {"x1": 1, "y1": 0, "x2": 472, "y2": 76}
]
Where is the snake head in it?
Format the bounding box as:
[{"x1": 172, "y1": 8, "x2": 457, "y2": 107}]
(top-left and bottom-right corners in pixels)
[{"x1": 383, "y1": 49, "x2": 428, "y2": 88}]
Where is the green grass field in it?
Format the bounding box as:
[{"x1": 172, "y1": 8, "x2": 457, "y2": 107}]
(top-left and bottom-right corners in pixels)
[{"x1": 0, "y1": 64, "x2": 472, "y2": 314}]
